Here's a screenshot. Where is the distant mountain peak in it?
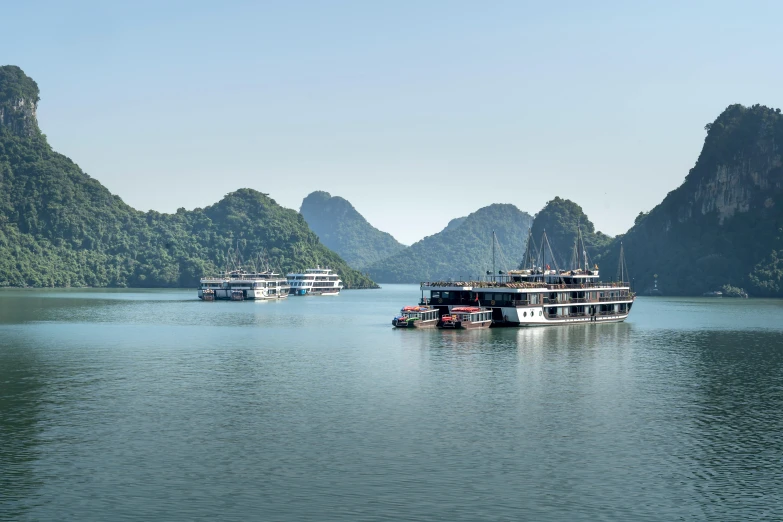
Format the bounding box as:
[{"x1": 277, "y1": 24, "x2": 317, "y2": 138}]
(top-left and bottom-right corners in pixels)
[
  {"x1": 302, "y1": 190, "x2": 332, "y2": 204},
  {"x1": 366, "y1": 203, "x2": 534, "y2": 283},
  {"x1": 300, "y1": 191, "x2": 406, "y2": 270},
  {"x1": 528, "y1": 197, "x2": 611, "y2": 269}
]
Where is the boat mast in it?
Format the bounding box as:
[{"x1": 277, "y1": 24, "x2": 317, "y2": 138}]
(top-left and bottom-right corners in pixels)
[
  {"x1": 539, "y1": 230, "x2": 544, "y2": 283},
  {"x1": 620, "y1": 242, "x2": 625, "y2": 283},
  {"x1": 571, "y1": 238, "x2": 578, "y2": 271},
  {"x1": 616, "y1": 242, "x2": 627, "y2": 283},
  {"x1": 492, "y1": 230, "x2": 496, "y2": 280}
]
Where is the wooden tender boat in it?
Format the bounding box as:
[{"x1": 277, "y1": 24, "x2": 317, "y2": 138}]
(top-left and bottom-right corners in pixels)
[
  {"x1": 392, "y1": 306, "x2": 440, "y2": 328},
  {"x1": 439, "y1": 306, "x2": 492, "y2": 329}
]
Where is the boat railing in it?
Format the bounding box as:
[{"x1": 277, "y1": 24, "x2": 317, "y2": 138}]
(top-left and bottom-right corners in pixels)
[
  {"x1": 422, "y1": 294, "x2": 634, "y2": 307},
  {"x1": 546, "y1": 309, "x2": 627, "y2": 319},
  {"x1": 422, "y1": 281, "x2": 631, "y2": 290},
  {"x1": 544, "y1": 295, "x2": 632, "y2": 304}
]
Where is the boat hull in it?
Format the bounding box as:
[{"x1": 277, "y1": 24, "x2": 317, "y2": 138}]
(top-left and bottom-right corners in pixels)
[
  {"x1": 290, "y1": 289, "x2": 341, "y2": 296},
  {"x1": 392, "y1": 318, "x2": 439, "y2": 328},
  {"x1": 438, "y1": 321, "x2": 491, "y2": 329},
  {"x1": 199, "y1": 289, "x2": 288, "y2": 300}
]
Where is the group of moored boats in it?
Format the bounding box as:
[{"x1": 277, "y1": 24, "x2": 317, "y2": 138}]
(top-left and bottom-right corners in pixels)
[
  {"x1": 198, "y1": 267, "x2": 343, "y2": 301},
  {"x1": 199, "y1": 230, "x2": 638, "y2": 330},
  {"x1": 392, "y1": 230, "x2": 636, "y2": 329}
]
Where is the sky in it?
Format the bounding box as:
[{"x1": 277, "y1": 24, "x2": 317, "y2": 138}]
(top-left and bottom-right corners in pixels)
[{"x1": 2, "y1": 0, "x2": 782, "y2": 245}]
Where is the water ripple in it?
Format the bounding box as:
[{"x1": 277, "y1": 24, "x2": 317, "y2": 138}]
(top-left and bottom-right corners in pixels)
[{"x1": 0, "y1": 290, "x2": 781, "y2": 520}]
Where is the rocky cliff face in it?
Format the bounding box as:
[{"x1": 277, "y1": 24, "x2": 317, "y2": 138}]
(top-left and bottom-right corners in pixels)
[
  {"x1": 0, "y1": 65, "x2": 40, "y2": 137},
  {"x1": 0, "y1": 97, "x2": 38, "y2": 137},
  {"x1": 690, "y1": 107, "x2": 782, "y2": 225},
  {"x1": 596, "y1": 104, "x2": 783, "y2": 296}
]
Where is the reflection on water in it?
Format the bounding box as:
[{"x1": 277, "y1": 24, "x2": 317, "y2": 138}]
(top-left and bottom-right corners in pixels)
[{"x1": 0, "y1": 288, "x2": 781, "y2": 520}]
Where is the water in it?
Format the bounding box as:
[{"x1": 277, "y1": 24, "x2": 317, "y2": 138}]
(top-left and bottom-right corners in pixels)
[{"x1": 1, "y1": 286, "x2": 782, "y2": 521}]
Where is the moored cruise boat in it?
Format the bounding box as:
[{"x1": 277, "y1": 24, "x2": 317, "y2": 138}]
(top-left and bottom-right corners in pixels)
[
  {"x1": 287, "y1": 267, "x2": 344, "y2": 295},
  {"x1": 199, "y1": 269, "x2": 290, "y2": 301},
  {"x1": 439, "y1": 307, "x2": 493, "y2": 329},
  {"x1": 419, "y1": 232, "x2": 635, "y2": 327},
  {"x1": 392, "y1": 306, "x2": 440, "y2": 328}
]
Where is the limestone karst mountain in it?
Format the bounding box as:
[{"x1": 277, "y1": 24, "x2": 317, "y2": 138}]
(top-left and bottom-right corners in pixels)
[
  {"x1": 366, "y1": 204, "x2": 534, "y2": 283},
  {"x1": 299, "y1": 191, "x2": 406, "y2": 270},
  {"x1": 595, "y1": 104, "x2": 783, "y2": 296},
  {"x1": 0, "y1": 65, "x2": 376, "y2": 288},
  {"x1": 523, "y1": 197, "x2": 612, "y2": 270}
]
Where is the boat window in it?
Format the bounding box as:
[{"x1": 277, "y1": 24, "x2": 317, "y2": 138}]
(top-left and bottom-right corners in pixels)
[{"x1": 523, "y1": 312, "x2": 526, "y2": 317}]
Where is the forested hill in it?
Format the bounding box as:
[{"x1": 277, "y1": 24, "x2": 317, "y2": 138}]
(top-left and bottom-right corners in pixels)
[
  {"x1": 0, "y1": 65, "x2": 376, "y2": 288},
  {"x1": 365, "y1": 204, "x2": 533, "y2": 283},
  {"x1": 524, "y1": 197, "x2": 612, "y2": 269},
  {"x1": 595, "y1": 104, "x2": 783, "y2": 296},
  {"x1": 299, "y1": 191, "x2": 406, "y2": 269}
]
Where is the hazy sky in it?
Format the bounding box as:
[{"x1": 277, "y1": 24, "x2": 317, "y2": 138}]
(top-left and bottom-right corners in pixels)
[{"x1": 3, "y1": 1, "x2": 781, "y2": 245}]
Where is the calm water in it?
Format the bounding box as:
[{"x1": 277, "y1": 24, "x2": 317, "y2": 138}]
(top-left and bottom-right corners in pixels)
[{"x1": 1, "y1": 286, "x2": 782, "y2": 521}]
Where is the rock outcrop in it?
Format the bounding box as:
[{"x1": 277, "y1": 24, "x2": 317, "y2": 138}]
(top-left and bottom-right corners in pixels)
[{"x1": 0, "y1": 65, "x2": 40, "y2": 137}]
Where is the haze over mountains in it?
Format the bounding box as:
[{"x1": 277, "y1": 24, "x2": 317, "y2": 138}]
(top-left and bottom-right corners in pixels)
[
  {"x1": 2, "y1": 65, "x2": 782, "y2": 297},
  {"x1": 300, "y1": 105, "x2": 783, "y2": 297}
]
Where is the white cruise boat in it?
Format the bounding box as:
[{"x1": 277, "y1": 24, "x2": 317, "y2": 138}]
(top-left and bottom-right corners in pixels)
[
  {"x1": 419, "y1": 231, "x2": 635, "y2": 326},
  {"x1": 286, "y1": 267, "x2": 344, "y2": 295},
  {"x1": 199, "y1": 269, "x2": 290, "y2": 301}
]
